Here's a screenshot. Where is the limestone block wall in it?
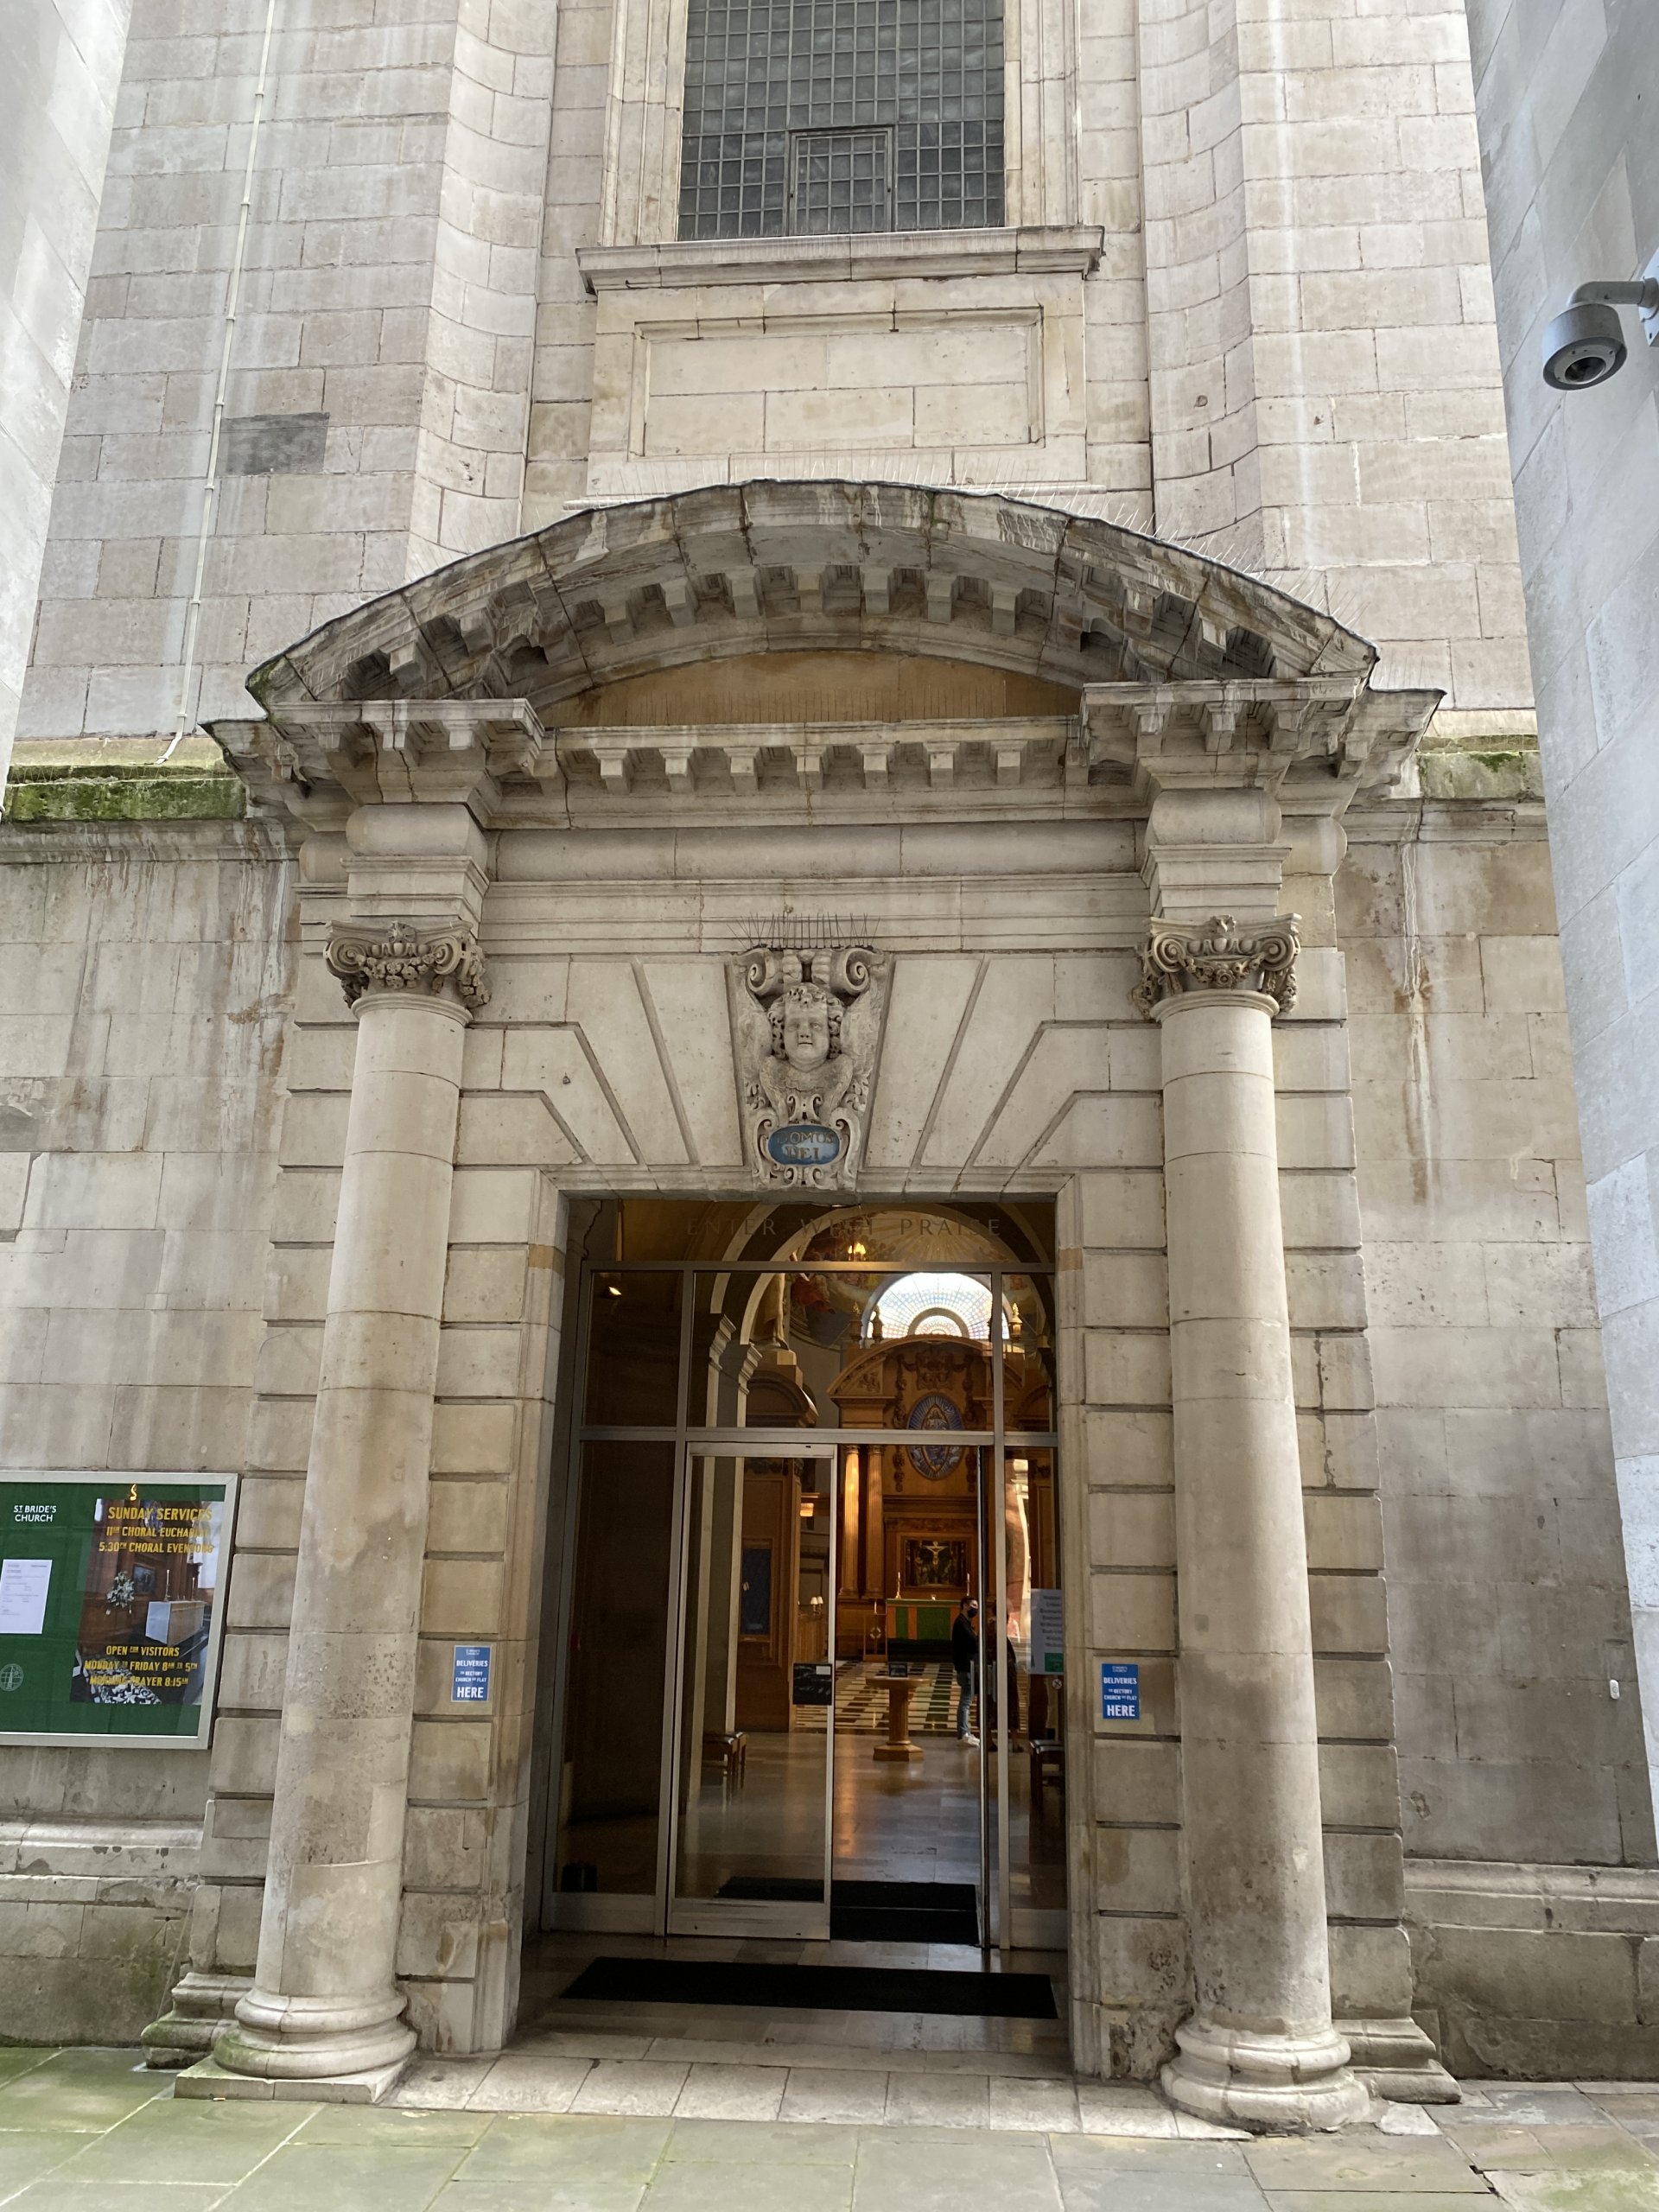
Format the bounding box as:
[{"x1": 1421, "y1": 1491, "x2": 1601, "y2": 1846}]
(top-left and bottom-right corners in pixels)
[
  {"x1": 0, "y1": 1820, "x2": 197, "y2": 2046},
  {"x1": 1075, "y1": 0, "x2": 1149, "y2": 511},
  {"x1": 0, "y1": 792, "x2": 1649, "y2": 2063},
  {"x1": 11, "y1": 0, "x2": 1539, "y2": 751},
  {"x1": 520, "y1": 0, "x2": 609, "y2": 522},
  {"x1": 0, "y1": 0, "x2": 130, "y2": 779},
  {"x1": 1406, "y1": 1858, "x2": 1659, "y2": 2080},
  {"x1": 579, "y1": 256, "x2": 1096, "y2": 503},
  {"x1": 16, "y1": 0, "x2": 556, "y2": 747},
  {"x1": 1136, "y1": 0, "x2": 1529, "y2": 706},
  {"x1": 1341, "y1": 796, "x2": 1656, "y2": 1867},
  {"x1": 1466, "y1": 0, "x2": 1659, "y2": 1847},
  {"x1": 0, "y1": 817, "x2": 296, "y2": 2037}
]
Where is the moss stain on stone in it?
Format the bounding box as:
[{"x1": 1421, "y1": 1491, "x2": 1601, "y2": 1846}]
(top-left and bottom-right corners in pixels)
[
  {"x1": 3, "y1": 762, "x2": 245, "y2": 823},
  {"x1": 1418, "y1": 735, "x2": 1543, "y2": 803}
]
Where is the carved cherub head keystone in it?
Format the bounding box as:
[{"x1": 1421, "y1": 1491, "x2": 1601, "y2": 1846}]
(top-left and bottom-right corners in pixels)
[{"x1": 729, "y1": 941, "x2": 890, "y2": 1187}]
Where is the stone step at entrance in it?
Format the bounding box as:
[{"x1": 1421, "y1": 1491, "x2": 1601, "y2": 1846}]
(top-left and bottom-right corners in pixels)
[{"x1": 385, "y1": 2028, "x2": 1262, "y2": 2132}]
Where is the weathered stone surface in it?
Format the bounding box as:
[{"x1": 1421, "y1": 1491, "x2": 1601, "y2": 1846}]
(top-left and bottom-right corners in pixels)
[
  {"x1": 0, "y1": 0, "x2": 1638, "y2": 2107},
  {"x1": 1465, "y1": 0, "x2": 1659, "y2": 1868}
]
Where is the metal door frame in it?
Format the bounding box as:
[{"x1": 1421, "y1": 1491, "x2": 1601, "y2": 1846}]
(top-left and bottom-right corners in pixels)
[
  {"x1": 544, "y1": 1255, "x2": 1063, "y2": 1951},
  {"x1": 666, "y1": 1434, "x2": 838, "y2": 1939}
]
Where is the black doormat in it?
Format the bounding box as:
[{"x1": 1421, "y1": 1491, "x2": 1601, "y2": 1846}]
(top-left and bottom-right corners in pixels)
[
  {"x1": 717, "y1": 1877, "x2": 823, "y2": 1902},
  {"x1": 834, "y1": 1880, "x2": 976, "y2": 1910},
  {"x1": 830, "y1": 1880, "x2": 979, "y2": 1946},
  {"x1": 562, "y1": 1955, "x2": 1057, "y2": 2019},
  {"x1": 712, "y1": 1876, "x2": 982, "y2": 1944}
]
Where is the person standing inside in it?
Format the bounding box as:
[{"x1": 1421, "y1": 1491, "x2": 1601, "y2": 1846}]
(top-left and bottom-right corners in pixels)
[{"x1": 952, "y1": 1595, "x2": 980, "y2": 1746}]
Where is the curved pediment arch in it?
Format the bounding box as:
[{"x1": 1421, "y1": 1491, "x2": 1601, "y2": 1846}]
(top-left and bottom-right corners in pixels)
[{"x1": 246, "y1": 480, "x2": 1377, "y2": 721}]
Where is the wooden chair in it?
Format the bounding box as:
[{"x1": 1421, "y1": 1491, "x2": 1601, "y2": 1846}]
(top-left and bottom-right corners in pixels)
[{"x1": 702, "y1": 1731, "x2": 747, "y2": 1790}]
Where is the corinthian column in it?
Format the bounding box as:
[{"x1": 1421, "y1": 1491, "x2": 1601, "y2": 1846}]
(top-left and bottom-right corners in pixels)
[
  {"x1": 216, "y1": 917, "x2": 487, "y2": 2088},
  {"x1": 1137, "y1": 914, "x2": 1370, "y2": 2132}
]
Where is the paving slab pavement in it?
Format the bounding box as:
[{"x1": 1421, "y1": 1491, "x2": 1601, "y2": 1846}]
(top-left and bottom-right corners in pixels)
[{"x1": 0, "y1": 2051, "x2": 1656, "y2": 2212}]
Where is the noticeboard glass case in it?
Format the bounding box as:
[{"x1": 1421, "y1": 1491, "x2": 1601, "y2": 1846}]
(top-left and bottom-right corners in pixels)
[{"x1": 0, "y1": 1471, "x2": 237, "y2": 1747}]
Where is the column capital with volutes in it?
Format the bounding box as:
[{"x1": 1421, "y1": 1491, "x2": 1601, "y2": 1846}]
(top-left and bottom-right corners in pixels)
[
  {"x1": 325, "y1": 918, "x2": 490, "y2": 1020},
  {"x1": 1131, "y1": 912, "x2": 1301, "y2": 1020}
]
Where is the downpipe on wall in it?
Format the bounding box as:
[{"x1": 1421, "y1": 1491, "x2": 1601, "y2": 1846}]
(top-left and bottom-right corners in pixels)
[{"x1": 159, "y1": 0, "x2": 282, "y2": 763}]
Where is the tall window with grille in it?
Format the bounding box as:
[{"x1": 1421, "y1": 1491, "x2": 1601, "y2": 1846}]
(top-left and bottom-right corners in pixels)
[{"x1": 678, "y1": 0, "x2": 1005, "y2": 239}]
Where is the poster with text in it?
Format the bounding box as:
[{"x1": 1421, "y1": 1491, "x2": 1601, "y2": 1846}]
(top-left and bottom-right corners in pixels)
[{"x1": 0, "y1": 1475, "x2": 234, "y2": 1745}]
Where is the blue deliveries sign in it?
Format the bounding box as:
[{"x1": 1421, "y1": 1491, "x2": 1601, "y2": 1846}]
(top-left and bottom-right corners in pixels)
[
  {"x1": 766, "y1": 1123, "x2": 841, "y2": 1168},
  {"x1": 1100, "y1": 1662, "x2": 1141, "y2": 1721},
  {"x1": 452, "y1": 1644, "x2": 492, "y2": 1704}
]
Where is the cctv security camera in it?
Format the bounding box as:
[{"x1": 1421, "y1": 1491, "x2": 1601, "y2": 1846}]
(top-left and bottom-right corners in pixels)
[
  {"x1": 1541, "y1": 301, "x2": 1627, "y2": 390},
  {"x1": 1541, "y1": 263, "x2": 1659, "y2": 391}
]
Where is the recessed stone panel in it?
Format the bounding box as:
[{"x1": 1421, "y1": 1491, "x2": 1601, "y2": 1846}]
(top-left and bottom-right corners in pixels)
[
  {"x1": 588, "y1": 280, "x2": 1088, "y2": 497},
  {"x1": 220, "y1": 413, "x2": 330, "y2": 477}
]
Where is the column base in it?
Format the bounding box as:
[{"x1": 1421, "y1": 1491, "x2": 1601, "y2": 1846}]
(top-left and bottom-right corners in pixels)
[
  {"x1": 1161, "y1": 2018, "x2": 1376, "y2": 2133},
  {"x1": 176, "y1": 2053, "x2": 409, "y2": 2106},
  {"x1": 141, "y1": 1970, "x2": 252, "y2": 2069},
  {"x1": 214, "y1": 1986, "x2": 416, "y2": 2084},
  {"x1": 1338, "y1": 2015, "x2": 1460, "y2": 2105}
]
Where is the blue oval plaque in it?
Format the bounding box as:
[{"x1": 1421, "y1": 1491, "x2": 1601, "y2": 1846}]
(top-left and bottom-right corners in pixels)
[
  {"x1": 766, "y1": 1123, "x2": 842, "y2": 1167},
  {"x1": 907, "y1": 1390, "x2": 965, "y2": 1481}
]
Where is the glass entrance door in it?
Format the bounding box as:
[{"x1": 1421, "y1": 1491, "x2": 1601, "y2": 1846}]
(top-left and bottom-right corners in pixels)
[
  {"x1": 543, "y1": 1226, "x2": 1065, "y2": 1954},
  {"x1": 667, "y1": 1437, "x2": 996, "y2": 1945},
  {"x1": 670, "y1": 1446, "x2": 836, "y2": 1936}
]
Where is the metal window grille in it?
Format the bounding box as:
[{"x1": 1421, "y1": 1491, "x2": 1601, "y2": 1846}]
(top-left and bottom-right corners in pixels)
[
  {"x1": 790, "y1": 126, "x2": 893, "y2": 232},
  {"x1": 678, "y1": 0, "x2": 1004, "y2": 239}
]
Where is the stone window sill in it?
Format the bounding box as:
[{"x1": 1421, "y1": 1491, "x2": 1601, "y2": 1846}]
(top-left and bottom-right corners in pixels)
[{"x1": 577, "y1": 225, "x2": 1105, "y2": 295}]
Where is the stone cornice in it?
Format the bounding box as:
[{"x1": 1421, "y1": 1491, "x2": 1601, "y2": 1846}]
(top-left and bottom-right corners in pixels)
[
  {"x1": 211, "y1": 700, "x2": 547, "y2": 831},
  {"x1": 1131, "y1": 913, "x2": 1301, "y2": 1019},
  {"x1": 576, "y1": 225, "x2": 1106, "y2": 293},
  {"x1": 1084, "y1": 679, "x2": 1440, "y2": 809},
  {"x1": 214, "y1": 681, "x2": 1434, "y2": 829},
  {"x1": 243, "y1": 485, "x2": 1379, "y2": 724},
  {"x1": 217, "y1": 487, "x2": 1440, "y2": 823}
]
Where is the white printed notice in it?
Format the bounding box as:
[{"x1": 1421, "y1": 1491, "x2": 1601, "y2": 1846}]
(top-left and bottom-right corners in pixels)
[
  {"x1": 1027, "y1": 1587, "x2": 1064, "y2": 1676},
  {"x1": 0, "y1": 1558, "x2": 52, "y2": 1637}
]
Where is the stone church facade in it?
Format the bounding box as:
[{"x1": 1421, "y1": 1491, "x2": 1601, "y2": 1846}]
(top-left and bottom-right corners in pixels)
[{"x1": 1, "y1": 0, "x2": 1656, "y2": 2129}]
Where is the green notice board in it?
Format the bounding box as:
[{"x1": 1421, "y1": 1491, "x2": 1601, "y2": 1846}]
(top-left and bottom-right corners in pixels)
[{"x1": 0, "y1": 1473, "x2": 236, "y2": 1746}]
